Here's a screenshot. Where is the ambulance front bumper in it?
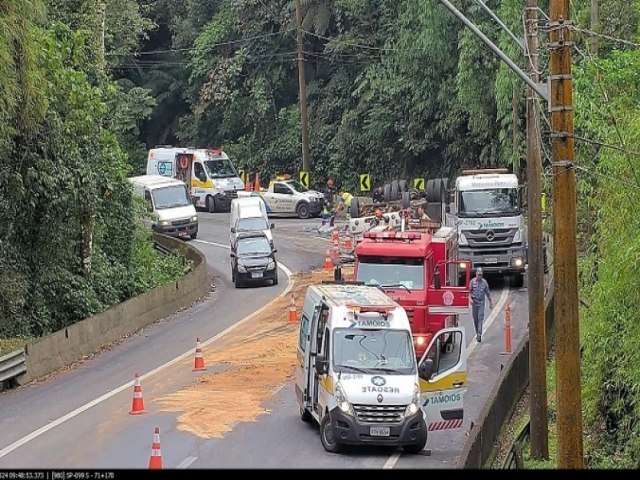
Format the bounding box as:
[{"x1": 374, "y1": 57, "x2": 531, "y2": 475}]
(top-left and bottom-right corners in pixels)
[{"x1": 327, "y1": 406, "x2": 426, "y2": 446}]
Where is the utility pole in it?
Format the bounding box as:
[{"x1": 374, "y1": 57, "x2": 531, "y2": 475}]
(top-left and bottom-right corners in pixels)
[
  {"x1": 525, "y1": 0, "x2": 549, "y2": 460},
  {"x1": 294, "y1": 0, "x2": 311, "y2": 173},
  {"x1": 549, "y1": 0, "x2": 584, "y2": 469}
]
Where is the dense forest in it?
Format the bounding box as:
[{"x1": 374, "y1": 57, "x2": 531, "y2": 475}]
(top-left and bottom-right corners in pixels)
[{"x1": 1, "y1": 0, "x2": 639, "y2": 467}]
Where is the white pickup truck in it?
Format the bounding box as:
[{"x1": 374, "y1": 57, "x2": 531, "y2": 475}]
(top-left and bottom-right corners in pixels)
[{"x1": 239, "y1": 177, "x2": 324, "y2": 219}]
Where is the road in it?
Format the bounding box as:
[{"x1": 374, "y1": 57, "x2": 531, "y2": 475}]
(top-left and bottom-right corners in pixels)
[{"x1": 0, "y1": 213, "x2": 527, "y2": 469}]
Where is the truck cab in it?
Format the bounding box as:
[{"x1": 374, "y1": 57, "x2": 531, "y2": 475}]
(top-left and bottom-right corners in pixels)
[
  {"x1": 147, "y1": 147, "x2": 245, "y2": 213},
  {"x1": 238, "y1": 174, "x2": 324, "y2": 219},
  {"x1": 353, "y1": 229, "x2": 470, "y2": 359},
  {"x1": 446, "y1": 169, "x2": 527, "y2": 287},
  {"x1": 295, "y1": 283, "x2": 468, "y2": 454}
]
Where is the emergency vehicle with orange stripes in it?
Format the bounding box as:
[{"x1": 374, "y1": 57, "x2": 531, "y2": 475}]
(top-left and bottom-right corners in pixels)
[
  {"x1": 353, "y1": 226, "x2": 471, "y2": 360},
  {"x1": 295, "y1": 283, "x2": 468, "y2": 453}
]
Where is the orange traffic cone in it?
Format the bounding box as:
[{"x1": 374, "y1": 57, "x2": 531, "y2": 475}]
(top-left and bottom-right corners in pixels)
[
  {"x1": 254, "y1": 173, "x2": 261, "y2": 192},
  {"x1": 344, "y1": 232, "x2": 353, "y2": 250},
  {"x1": 245, "y1": 173, "x2": 251, "y2": 192},
  {"x1": 324, "y1": 246, "x2": 333, "y2": 270},
  {"x1": 193, "y1": 337, "x2": 207, "y2": 372},
  {"x1": 288, "y1": 294, "x2": 298, "y2": 323},
  {"x1": 129, "y1": 373, "x2": 147, "y2": 415},
  {"x1": 148, "y1": 427, "x2": 163, "y2": 469}
]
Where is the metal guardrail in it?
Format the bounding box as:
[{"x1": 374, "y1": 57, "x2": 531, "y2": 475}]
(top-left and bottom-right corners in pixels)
[
  {"x1": 153, "y1": 240, "x2": 172, "y2": 256},
  {"x1": 502, "y1": 421, "x2": 531, "y2": 469},
  {"x1": 0, "y1": 349, "x2": 27, "y2": 385}
]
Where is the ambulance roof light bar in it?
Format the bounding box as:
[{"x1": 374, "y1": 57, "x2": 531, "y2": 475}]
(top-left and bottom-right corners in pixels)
[{"x1": 347, "y1": 304, "x2": 395, "y2": 317}]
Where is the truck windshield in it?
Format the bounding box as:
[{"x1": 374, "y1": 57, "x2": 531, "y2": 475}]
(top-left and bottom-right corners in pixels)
[
  {"x1": 204, "y1": 157, "x2": 237, "y2": 179},
  {"x1": 458, "y1": 188, "x2": 519, "y2": 217},
  {"x1": 356, "y1": 258, "x2": 425, "y2": 290},
  {"x1": 333, "y1": 328, "x2": 416, "y2": 375},
  {"x1": 237, "y1": 217, "x2": 269, "y2": 232},
  {"x1": 287, "y1": 180, "x2": 308, "y2": 193},
  {"x1": 152, "y1": 185, "x2": 192, "y2": 210},
  {"x1": 237, "y1": 237, "x2": 271, "y2": 256}
]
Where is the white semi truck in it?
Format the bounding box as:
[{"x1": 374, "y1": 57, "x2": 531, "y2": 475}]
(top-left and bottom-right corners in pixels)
[{"x1": 444, "y1": 169, "x2": 527, "y2": 287}]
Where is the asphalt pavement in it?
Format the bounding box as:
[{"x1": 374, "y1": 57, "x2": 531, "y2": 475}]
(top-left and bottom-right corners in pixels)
[{"x1": 0, "y1": 212, "x2": 527, "y2": 469}]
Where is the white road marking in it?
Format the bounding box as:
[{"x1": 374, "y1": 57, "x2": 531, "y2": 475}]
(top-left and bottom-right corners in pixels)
[
  {"x1": 176, "y1": 456, "x2": 198, "y2": 469},
  {"x1": 382, "y1": 285, "x2": 510, "y2": 469},
  {"x1": 0, "y1": 241, "x2": 295, "y2": 460},
  {"x1": 383, "y1": 452, "x2": 402, "y2": 469}
]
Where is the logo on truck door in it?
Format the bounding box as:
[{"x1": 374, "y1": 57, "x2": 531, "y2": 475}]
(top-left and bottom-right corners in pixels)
[{"x1": 443, "y1": 290, "x2": 454, "y2": 306}]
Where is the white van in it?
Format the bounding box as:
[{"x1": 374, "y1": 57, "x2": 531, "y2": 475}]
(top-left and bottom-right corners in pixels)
[
  {"x1": 296, "y1": 283, "x2": 467, "y2": 454},
  {"x1": 230, "y1": 197, "x2": 274, "y2": 245},
  {"x1": 128, "y1": 175, "x2": 198, "y2": 240},
  {"x1": 146, "y1": 147, "x2": 244, "y2": 212}
]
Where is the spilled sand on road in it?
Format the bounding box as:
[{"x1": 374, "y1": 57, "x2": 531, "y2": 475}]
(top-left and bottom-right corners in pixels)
[{"x1": 159, "y1": 266, "x2": 354, "y2": 439}]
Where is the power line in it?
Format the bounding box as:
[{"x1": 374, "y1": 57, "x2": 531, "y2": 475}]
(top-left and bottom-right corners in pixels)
[
  {"x1": 302, "y1": 30, "x2": 396, "y2": 52},
  {"x1": 571, "y1": 26, "x2": 640, "y2": 48},
  {"x1": 105, "y1": 30, "x2": 293, "y2": 56}
]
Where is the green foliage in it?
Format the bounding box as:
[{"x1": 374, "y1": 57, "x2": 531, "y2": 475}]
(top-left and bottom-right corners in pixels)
[
  {"x1": 574, "y1": 46, "x2": 640, "y2": 468},
  {"x1": 0, "y1": 11, "x2": 190, "y2": 340}
]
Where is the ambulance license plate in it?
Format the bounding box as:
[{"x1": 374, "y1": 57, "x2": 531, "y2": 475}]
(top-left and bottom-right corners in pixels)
[
  {"x1": 251, "y1": 272, "x2": 263, "y2": 279},
  {"x1": 370, "y1": 427, "x2": 390, "y2": 437},
  {"x1": 484, "y1": 257, "x2": 498, "y2": 264}
]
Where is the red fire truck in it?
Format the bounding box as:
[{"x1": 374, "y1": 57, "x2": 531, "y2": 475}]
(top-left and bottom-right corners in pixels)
[{"x1": 353, "y1": 227, "x2": 471, "y2": 359}]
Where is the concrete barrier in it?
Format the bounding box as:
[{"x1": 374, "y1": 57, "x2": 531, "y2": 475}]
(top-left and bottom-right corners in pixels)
[
  {"x1": 457, "y1": 277, "x2": 555, "y2": 468},
  {"x1": 20, "y1": 234, "x2": 209, "y2": 384}
]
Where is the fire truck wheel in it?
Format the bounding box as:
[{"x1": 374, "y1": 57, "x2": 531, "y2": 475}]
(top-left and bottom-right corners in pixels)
[
  {"x1": 300, "y1": 406, "x2": 312, "y2": 423},
  {"x1": 390, "y1": 180, "x2": 400, "y2": 200},
  {"x1": 403, "y1": 427, "x2": 427, "y2": 454},
  {"x1": 401, "y1": 192, "x2": 411, "y2": 209},
  {"x1": 320, "y1": 413, "x2": 342, "y2": 453},
  {"x1": 384, "y1": 183, "x2": 392, "y2": 202}
]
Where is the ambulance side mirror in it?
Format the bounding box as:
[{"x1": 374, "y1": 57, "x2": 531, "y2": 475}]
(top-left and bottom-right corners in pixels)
[
  {"x1": 419, "y1": 358, "x2": 436, "y2": 380},
  {"x1": 315, "y1": 355, "x2": 329, "y2": 375}
]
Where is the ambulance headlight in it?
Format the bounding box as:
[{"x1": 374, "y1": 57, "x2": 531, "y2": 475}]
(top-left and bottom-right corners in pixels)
[
  {"x1": 335, "y1": 383, "x2": 353, "y2": 415},
  {"x1": 237, "y1": 264, "x2": 247, "y2": 273},
  {"x1": 405, "y1": 384, "x2": 421, "y2": 416},
  {"x1": 266, "y1": 261, "x2": 276, "y2": 270},
  {"x1": 190, "y1": 216, "x2": 198, "y2": 222},
  {"x1": 159, "y1": 220, "x2": 171, "y2": 226}
]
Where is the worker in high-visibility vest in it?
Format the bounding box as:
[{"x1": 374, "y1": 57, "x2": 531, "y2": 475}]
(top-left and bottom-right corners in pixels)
[{"x1": 337, "y1": 191, "x2": 354, "y2": 219}]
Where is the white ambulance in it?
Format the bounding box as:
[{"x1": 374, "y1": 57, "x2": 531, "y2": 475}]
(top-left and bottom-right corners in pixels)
[
  {"x1": 295, "y1": 283, "x2": 468, "y2": 454},
  {"x1": 146, "y1": 147, "x2": 245, "y2": 212}
]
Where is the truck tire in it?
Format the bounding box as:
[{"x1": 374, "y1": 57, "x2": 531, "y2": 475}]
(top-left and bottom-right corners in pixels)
[
  {"x1": 390, "y1": 180, "x2": 400, "y2": 201},
  {"x1": 399, "y1": 179, "x2": 409, "y2": 193},
  {"x1": 350, "y1": 197, "x2": 361, "y2": 218},
  {"x1": 320, "y1": 413, "x2": 341, "y2": 453},
  {"x1": 426, "y1": 179, "x2": 443, "y2": 203},
  {"x1": 402, "y1": 424, "x2": 427, "y2": 454},
  {"x1": 206, "y1": 195, "x2": 216, "y2": 213},
  {"x1": 383, "y1": 183, "x2": 392, "y2": 202},
  {"x1": 296, "y1": 202, "x2": 311, "y2": 219},
  {"x1": 401, "y1": 192, "x2": 411, "y2": 209},
  {"x1": 441, "y1": 178, "x2": 450, "y2": 204}
]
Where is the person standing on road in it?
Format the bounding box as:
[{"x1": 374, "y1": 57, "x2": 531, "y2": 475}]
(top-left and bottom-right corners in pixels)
[{"x1": 470, "y1": 267, "x2": 493, "y2": 343}]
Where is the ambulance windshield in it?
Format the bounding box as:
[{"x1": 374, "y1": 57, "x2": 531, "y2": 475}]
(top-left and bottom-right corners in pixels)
[
  {"x1": 333, "y1": 328, "x2": 416, "y2": 375},
  {"x1": 356, "y1": 258, "x2": 424, "y2": 290},
  {"x1": 204, "y1": 157, "x2": 237, "y2": 179}
]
